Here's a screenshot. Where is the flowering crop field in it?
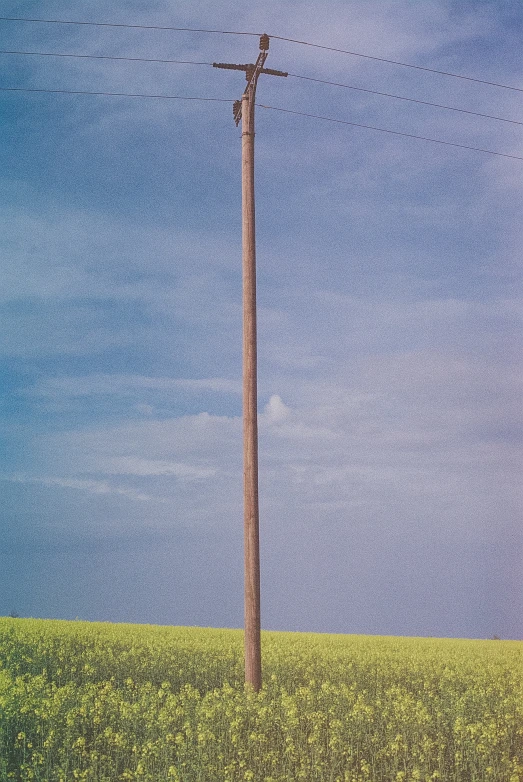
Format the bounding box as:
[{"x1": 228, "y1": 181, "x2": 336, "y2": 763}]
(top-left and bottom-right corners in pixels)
[{"x1": 0, "y1": 618, "x2": 521, "y2": 781}]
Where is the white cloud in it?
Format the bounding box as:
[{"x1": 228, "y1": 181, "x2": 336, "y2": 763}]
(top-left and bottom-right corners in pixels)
[
  {"x1": 24, "y1": 344, "x2": 520, "y2": 538},
  {"x1": 26, "y1": 374, "x2": 242, "y2": 398},
  {"x1": 263, "y1": 394, "x2": 291, "y2": 424},
  {"x1": 34, "y1": 412, "x2": 242, "y2": 475},
  {"x1": 101, "y1": 457, "x2": 216, "y2": 479},
  {"x1": 0, "y1": 473, "x2": 157, "y2": 503}
]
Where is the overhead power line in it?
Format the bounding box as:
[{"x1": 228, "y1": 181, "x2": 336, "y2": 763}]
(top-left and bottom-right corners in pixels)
[
  {"x1": 288, "y1": 73, "x2": 523, "y2": 127},
  {"x1": 0, "y1": 16, "x2": 258, "y2": 36},
  {"x1": 0, "y1": 86, "x2": 233, "y2": 102},
  {"x1": 1, "y1": 84, "x2": 520, "y2": 161},
  {"x1": 2, "y1": 49, "x2": 521, "y2": 127},
  {"x1": 257, "y1": 104, "x2": 523, "y2": 161},
  {"x1": 272, "y1": 36, "x2": 523, "y2": 93},
  {"x1": 0, "y1": 49, "x2": 212, "y2": 66},
  {"x1": 1, "y1": 16, "x2": 521, "y2": 93}
]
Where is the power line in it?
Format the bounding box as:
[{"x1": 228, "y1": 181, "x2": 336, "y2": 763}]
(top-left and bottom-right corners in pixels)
[
  {"x1": 2, "y1": 84, "x2": 520, "y2": 160},
  {"x1": 0, "y1": 16, "x2": 259, "y2": 36},
  {"x1": 0, "y1": 86, "x2": 233, "y2": 102},
  {"x1": 0, "y1": 49, "x2": 212, "y2": 66},
  {"x1": 272, "y1": 35, "x2": 523, "y2": 94},
  {"x1": 288, "y1": 74, "x2": 523, "y2": 127},
  {"x1": 257, "y1": 104, "x2": 523, "y2": 161},
  {"x1": 288, "y1": 75, "x2": 523, "y2": 125},
  {"x1": 1, "y1": 16, "x2": 521, "y2": 94},
  {"x1": 2, "y1": 49, "x2": 521, "y2": 127}
]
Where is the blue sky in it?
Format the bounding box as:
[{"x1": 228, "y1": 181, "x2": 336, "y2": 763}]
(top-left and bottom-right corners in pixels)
[{"x1": 1, "y1": 0, "x2": 522, "y2": 639}]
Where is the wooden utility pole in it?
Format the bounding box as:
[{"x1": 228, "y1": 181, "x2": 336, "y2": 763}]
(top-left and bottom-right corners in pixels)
[{"x1": 214, "y1": 38, "x2": 287, "y2": 691}]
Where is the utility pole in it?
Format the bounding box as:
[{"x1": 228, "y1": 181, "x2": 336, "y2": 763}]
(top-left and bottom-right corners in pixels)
[{"x1": 214, "y1": 37, "x2": 287, "y2": 691}]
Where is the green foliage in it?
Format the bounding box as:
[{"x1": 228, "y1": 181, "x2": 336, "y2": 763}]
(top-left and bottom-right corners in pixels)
[{"x1": 0, "y1": 618, "x2": 521, "y2": 781}]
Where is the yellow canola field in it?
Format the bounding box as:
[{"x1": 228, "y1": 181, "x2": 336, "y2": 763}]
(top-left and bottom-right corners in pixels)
[{"x1": 0, "y1": 618, "x2": 521, "y2": 781}]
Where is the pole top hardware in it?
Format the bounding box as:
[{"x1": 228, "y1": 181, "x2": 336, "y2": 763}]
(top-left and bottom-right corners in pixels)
[
  {"x1": 213, "y1": 62, "x2": 252, "y2": 71},
  {"x1": 259, "y1": 67, "x2": 288, "y2": 77},
  {"x1": 213, "y1": 63, "x2": 287, "y2": 78},
  {"x1": 213, "y1": 41, "x2": 286, "y2": 126},
  {"x1": 233, "y1": 100, "x2": 242, "y2": 124}
]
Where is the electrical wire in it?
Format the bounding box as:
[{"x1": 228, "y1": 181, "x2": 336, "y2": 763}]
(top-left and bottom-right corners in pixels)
[
  {"x1": 1, "y1": 83, "x2": 519, "y2": 160},
  {"x1": 288, "y1": 74, "x2": 523, "y2": 127},
  {"x1": 1, "y1": 16, "x2": 521, "y2": 93},
  {"x1": 2, "y1": 49, "x2": 521, "y2": 127},
  {"x1": 0, "y1": 49, "x2": 212, "y2": 66},
  {"x1": 0, "y1": 16, "x2": 259, "y2": 36},
  {"x1": 272, "y1": 35, "x2": 523, "y2": 93},
  {"x1": 0, "y1": 86, "x2": 233, "y2": 102},
  {"x1": 256, "y1": 104, "x2": 523, "y2": 161}
]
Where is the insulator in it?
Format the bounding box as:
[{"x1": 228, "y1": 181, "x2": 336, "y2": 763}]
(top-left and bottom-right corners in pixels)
[
  {"x1": 245, "y1": 65, "x2": 255, "y2": 82},
  {"x1": 259, "y1": 33, "x2": 270, "y2": 51}
]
